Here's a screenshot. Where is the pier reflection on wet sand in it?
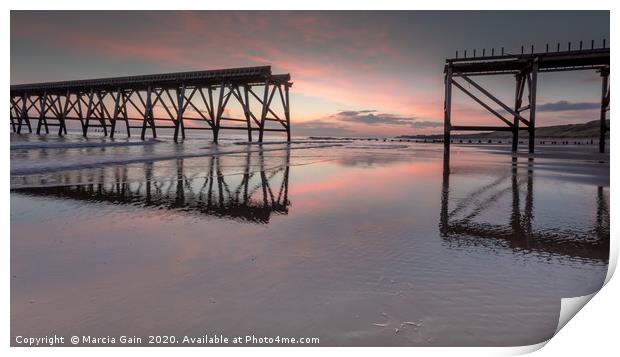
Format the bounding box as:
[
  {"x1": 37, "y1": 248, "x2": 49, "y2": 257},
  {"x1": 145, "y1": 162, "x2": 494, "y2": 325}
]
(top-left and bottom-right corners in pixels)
[
  {"x1": 440, "y1": 150, "x2": 609, "y2": 263},
  {"x1": 12, "y1": 150, "x2": 290, "y2": 224}
]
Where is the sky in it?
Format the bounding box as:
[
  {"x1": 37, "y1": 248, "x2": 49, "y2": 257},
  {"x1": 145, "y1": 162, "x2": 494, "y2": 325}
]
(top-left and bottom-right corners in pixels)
[{"x1": 10, "y1": 11, "x2": 609, "y2": 137}]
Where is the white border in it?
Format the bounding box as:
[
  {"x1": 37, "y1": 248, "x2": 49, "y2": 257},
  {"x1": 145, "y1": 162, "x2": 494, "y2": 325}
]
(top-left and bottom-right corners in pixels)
[{"x1": 4, "y1": 2, "x2": 616, "y2": 356}]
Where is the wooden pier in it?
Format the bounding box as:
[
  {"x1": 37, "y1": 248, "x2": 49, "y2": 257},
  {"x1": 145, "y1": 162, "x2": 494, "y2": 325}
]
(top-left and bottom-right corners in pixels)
[{"x1": 10, "y1": 66, "x2": 292, "y2": 143}]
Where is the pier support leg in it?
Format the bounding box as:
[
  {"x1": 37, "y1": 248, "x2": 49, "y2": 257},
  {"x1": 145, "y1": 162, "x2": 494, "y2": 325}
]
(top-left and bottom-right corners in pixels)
[
  {"x1": 59, "y1": 90, "x2": 70, "y2": 136},
  {"x1": 512, "y1": 74, "x2": 525, "y2": 153},
  {"x1": 213, "y1": 84, "x2": 226, "y2": 144},
  {"x1": 141, "y1": 89, "x2": 148, "y2": 140},
  {"x1": 110, "y1": 89, "x2": 121, "y2": 139},
  {"x1": 285, "y1": 84, "x2": 291, "y2": 142},
  {"x1": 97, "y1": 93, "x2": 108, "y2": 137},
  {"x1": 121, "y1": 96, "x2": 130, "y2": 138},
  {"x1": 83, "y1": 90, "x2": 95, "y2": 137},
  {"x1": 36, "y1": 92, "x2": 47, "y2": 135},
  {"x1": 141, "y1": 86, "x2": 156, "y2": 140},
  {"x1": 528, "y1": 60, "x2": 538, "y2": 154},
  {"x1": 599, "y1": 67, "x2": 609, "y2": 154},
  {"x1": 242, "y1": 86, "x2": 253, "y2": 142},
  {"x1": 17, "y1": 100, "x2": 22, "y2": 134},
  {"x1": 443, "y1": 65, "x2": 453, "y2": 152},
  {"x1": 174, "y1": 85, "x2": 186, "y2": 142},
  {"x1": 18, "y1": 93, "x2": 32, "y2": 134},
  {"x1": 258, "y1": 81, "x2": 271, "y2": 143},
  {"x1": 75, "y1": 92, "x2": 86, "y2": 135},
  {"x1": 10, "y1": 99, "x2": 17, "y2": 132}
]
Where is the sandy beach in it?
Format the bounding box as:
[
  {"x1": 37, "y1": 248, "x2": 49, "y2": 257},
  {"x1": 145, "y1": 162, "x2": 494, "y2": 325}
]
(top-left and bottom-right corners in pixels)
[{"x1": 10, "y1": 134, "x2": 609, "y2": 346}]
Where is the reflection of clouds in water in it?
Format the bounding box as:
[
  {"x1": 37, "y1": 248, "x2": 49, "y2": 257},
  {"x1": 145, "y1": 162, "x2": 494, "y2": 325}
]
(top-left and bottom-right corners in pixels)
[
  {"x1": 337, "y1": 154, "x2": 412, "y2": 168},
  {"x1": 335, "y1": 146, "x2": 415, "y2": 168}
]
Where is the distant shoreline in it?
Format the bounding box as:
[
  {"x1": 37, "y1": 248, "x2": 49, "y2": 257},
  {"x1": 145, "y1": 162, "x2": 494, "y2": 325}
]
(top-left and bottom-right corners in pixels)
[
  {"x1": 308, "y1": 136, "x2": 605, "y2": 146},
  {"x1": 396, "y1": 119, "x2": 609, "y2": 140},
  {"x1": 309, "y1": 119, "x2": 609, "y2": 143}
]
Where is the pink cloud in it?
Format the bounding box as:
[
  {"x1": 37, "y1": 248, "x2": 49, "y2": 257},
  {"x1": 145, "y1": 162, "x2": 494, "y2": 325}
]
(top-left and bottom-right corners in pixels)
[{"x1": 11, "y1": 12, "x2": 448, "y2": 135}]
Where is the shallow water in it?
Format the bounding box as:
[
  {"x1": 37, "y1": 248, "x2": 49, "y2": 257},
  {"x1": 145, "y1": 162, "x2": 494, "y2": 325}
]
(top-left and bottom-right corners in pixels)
[{"x1": 10, "y1": 133, "x2": 609, "y2": 346}]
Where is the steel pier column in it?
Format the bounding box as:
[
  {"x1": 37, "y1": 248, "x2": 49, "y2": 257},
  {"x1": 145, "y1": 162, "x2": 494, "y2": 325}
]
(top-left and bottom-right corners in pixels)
[
  {"x1": 443, "y1": 64, "x2": 453, "y2": 152},
  {"x1": 528, "y1": 60, "x2": 538, "y2": 154},
  {"x1": 512, "y1": 74, "x2": 525, "y2": 152},
  {"x1": 599, "y1": 67, "x2": 610, "y2": 153}
]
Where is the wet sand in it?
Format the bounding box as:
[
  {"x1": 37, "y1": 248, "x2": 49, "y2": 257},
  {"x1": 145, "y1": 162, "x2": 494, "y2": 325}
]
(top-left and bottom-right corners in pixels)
[{"x1": 10, "y1": 134, "x2": 609, "y2": 346}]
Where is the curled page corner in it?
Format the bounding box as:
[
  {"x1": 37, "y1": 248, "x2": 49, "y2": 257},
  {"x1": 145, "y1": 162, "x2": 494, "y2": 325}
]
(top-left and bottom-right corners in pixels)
[
  {"x1": 555, "y1": 292, "x2": 597, "y2": 335},
  {"x1": 507, "y1": 340, "x2": 549, "y2": 355},
  {"x1": 604, "y1": 234, "x2": 618, "y2": 285},
  {"x1": 514, "y1": 293, "x2": 599, "y2": 355},
  {"x1": 523, "y1": 236, "x2": 616, "y2": 353}
]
